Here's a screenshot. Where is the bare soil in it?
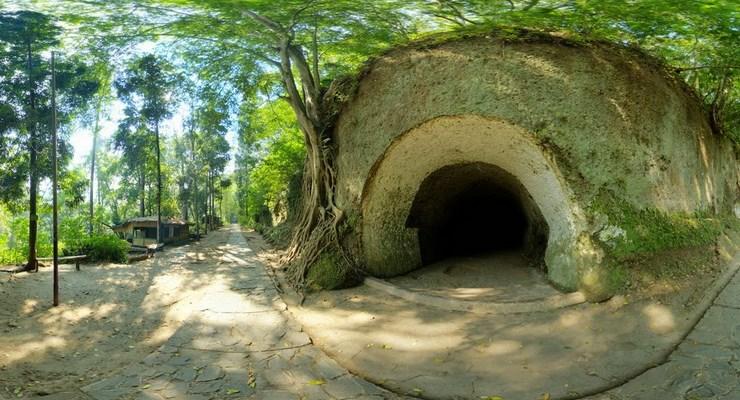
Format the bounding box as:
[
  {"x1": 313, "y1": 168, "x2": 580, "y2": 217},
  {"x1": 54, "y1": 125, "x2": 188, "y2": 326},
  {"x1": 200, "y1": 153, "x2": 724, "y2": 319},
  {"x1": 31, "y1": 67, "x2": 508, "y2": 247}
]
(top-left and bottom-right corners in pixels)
[
  {"x1": 387, "y1": 251, "x2": 560, "y2": 303},
  {"x1": 0, "y1": 234, "x2": 224, "y2": 399}
]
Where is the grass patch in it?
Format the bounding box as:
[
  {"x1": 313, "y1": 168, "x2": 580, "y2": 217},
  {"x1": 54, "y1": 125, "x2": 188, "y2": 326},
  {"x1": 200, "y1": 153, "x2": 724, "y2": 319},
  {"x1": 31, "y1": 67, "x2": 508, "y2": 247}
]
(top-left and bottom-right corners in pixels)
[{"x1": 590, "y1": 193, "x2": 723, "y2": 259}]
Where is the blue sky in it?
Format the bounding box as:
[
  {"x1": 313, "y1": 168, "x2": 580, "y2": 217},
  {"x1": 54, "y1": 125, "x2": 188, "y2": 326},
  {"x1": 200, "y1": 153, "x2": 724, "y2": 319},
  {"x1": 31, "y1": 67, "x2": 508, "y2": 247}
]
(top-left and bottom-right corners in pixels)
[{"x1": 69, "y1": 101, "x2": 238, "y2": 174}]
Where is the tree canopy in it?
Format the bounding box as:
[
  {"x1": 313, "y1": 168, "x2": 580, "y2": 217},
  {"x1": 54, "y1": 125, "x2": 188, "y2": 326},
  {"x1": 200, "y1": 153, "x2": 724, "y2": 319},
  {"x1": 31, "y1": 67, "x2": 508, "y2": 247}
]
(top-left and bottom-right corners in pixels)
[{"x1": 0, "y1": 0, "x2": 737, "y2": 280}]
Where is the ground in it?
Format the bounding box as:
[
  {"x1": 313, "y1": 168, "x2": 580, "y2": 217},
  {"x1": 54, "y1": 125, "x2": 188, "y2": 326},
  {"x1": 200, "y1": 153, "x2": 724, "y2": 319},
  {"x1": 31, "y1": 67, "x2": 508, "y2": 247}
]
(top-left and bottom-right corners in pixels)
[
  {"x1": 1, "y1": 226, "x2": 403, "y2": 400},
  {"x1": 0, "y1": 225, "x2": 738, "y2": 400}
]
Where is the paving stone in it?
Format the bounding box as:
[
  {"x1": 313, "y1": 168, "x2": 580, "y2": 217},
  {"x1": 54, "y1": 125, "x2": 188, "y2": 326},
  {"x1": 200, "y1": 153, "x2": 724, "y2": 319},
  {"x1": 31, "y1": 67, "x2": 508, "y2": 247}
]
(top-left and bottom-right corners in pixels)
[
  {"x1": 142, "y1": 352, "x2": 171, "y2": 366},
  {"x1": 684, "y1": 383, "x2": 721, "y2": 399},
  {"x1": 218, "y1": 382, "x2": 255, "y2": 398},
  {"x1": 160, "y1": 381, "x2": 188, "y2": 399},
  {"x1": 167, "y1": 356, "x2": 191, "y2": 367},
  {"x1": 699, "y1": 361, "x2": 739, "y2": 391},
  {"x1": 718, "y1": 386, "x2": 740, "y2": 400},
  {"x1": 82, "y1": 376, "x2": 124, "y2": 393},
  {"x1": 159, "y1": 345, "x2": 179, "y2": 354},
  {"x1": 144, "y1": 378, "x2": 170, "y2": 391},
  {"x1": 262, "y1": 368, "x2": 296, "y2": 387},
  {"x1": 673, "y1": 341, "x2": 735, "y2": 362},
  {"x1": 157, "y1": 364, "x2": 178, "y2": 375},
  {"x1": 354, "y1": 378, "x2": 391, "y2": 396},
  {"x1": 195, "y1": 365, "x2": 223, "y2": 382},
  {"x1": 314, "y1": 356, "x2": 346, "y2": 380},
  {"x1": 188, "y1": 380, "x2": 222, "y2": 394},
  {"x1": 31, "y1": 392, "x2": 94, "y2": 400},
  {"x1": 298, "y1": 384, "x2": 330, "y2": 400},
  {"x1": 715, "y1": 272, "x2": 740, "y2": 308},
  {"x1": 172, "y1": 367, "x2": 197, "y2": 382},
  {"x1": 133, "y1": 391, "x2": 162, "y2": 400},
  {"x1": 250, "y1": 390, "x2": 300, "y2": 400},
  {"x1": 323, "y1": 375, "x2": 366, "y2": 399},
  {"x1": 83, "y1": 388, "x2": 130, "y2": 400},
  {"x1": 687, "y1": 306, "x2": 740, "y2": 348},
  {"x1": 117, "y1": 375, "x2": 142, "y2": 388}
]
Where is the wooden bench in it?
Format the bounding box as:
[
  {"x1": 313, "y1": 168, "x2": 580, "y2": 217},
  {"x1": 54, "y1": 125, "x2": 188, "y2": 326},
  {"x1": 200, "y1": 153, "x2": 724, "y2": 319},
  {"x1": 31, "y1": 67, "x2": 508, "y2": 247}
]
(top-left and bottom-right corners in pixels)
[{"x1": 37, "y1": 255, "x2": 88, "y2": 271}]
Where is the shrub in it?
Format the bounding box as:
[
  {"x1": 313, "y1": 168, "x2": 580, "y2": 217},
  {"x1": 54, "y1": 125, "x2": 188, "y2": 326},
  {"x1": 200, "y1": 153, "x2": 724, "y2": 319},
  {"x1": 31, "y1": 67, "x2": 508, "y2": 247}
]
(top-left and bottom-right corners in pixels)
[{"x1": 64, "y1": 235, "x2": 130, "y2": 263}]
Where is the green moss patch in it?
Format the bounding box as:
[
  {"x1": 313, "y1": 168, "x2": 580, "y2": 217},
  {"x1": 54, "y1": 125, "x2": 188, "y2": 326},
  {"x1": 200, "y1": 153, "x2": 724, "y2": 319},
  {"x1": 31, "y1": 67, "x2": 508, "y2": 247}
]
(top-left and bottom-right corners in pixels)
[
  {"x1": 590, "y1": 193, "x2": 723, "y2": 259},
  {"x1": 307, "y1": 250, "x2": 355, "y2": 291}
]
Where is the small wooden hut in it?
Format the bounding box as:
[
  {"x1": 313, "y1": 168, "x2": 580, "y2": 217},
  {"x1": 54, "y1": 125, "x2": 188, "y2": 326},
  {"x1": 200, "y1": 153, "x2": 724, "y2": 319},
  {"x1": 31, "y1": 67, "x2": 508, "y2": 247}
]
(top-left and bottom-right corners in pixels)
[{"x1": 112, "y1": 217, "x2": 190, "y2": 247}]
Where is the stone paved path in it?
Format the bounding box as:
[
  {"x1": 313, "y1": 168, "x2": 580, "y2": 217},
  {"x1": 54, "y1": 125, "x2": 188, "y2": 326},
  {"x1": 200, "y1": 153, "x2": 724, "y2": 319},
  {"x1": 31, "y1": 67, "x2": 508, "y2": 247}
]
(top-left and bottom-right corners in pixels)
[
  {"x1": 23, "y1": 224, "x2": 735, "y2": 400},
  {"x1": 79, "y1": 226, "x2": 406, "y2": 400},
  {"x1": 584, "y1": 267, "x2": 740, "y2": 400}
]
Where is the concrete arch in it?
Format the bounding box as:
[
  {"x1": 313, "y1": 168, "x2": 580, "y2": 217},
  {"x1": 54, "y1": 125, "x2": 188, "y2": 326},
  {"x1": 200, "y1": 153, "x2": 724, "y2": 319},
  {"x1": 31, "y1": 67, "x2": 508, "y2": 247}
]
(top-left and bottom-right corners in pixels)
[{"x1": 361, "y1": 115, "x2": 593, "y2": 290}]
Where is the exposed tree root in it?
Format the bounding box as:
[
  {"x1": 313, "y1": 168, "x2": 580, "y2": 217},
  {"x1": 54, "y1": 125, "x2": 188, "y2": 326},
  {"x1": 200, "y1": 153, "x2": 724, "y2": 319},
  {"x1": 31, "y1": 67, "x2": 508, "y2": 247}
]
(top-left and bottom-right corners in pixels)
[{"x1": 281, "y1": 142, "x2": 358, "y2": 291}]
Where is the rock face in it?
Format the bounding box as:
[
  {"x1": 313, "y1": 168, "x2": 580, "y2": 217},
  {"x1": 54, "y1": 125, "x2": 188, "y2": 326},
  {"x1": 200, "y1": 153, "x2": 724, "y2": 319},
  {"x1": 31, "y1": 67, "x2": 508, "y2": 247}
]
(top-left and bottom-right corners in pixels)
[{"x1": 331, "y1": 34, "x2": 738, "y2": 298}]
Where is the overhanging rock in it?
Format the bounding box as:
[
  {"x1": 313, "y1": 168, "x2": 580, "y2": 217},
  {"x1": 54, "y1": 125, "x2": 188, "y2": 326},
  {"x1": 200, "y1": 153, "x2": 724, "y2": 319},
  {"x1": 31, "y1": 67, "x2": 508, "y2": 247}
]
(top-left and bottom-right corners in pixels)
[{"x1": 329, "y1": 34, "x2": 738, "y2": 300}]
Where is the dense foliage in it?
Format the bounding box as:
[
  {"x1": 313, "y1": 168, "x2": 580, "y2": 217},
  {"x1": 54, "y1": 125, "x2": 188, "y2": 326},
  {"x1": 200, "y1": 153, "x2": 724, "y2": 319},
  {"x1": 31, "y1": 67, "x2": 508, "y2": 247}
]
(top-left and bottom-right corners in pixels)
[
  {"x1": 63, "y1": 234, "x2": 130, "y2": 263},
  {"x1": 0, "y1": 1, "x2": 737, "y2": 285}
]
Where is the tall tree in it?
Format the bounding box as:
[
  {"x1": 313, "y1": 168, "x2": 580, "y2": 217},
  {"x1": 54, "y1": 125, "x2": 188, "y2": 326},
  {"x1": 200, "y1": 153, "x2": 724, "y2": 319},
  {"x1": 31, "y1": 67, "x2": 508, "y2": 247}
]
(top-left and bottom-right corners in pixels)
[
  {"x1": 0, "y1": 11, "x2": 60, "y2": 271},
  {"x1": 114, "y1": 54, "x2": 175, "y2": 244},
  {"x1": 145, "y1": 0, "x2": 412, "y2": 285},
  {"x1": 0, "y1": 11, "x2": 98, "y2": 270},
  {"x1": 195, "y1": 89, "x2": 230, "y2": 231},
  {"x1": 86, "y1": 65, "x2": 113, "y2": 235}
]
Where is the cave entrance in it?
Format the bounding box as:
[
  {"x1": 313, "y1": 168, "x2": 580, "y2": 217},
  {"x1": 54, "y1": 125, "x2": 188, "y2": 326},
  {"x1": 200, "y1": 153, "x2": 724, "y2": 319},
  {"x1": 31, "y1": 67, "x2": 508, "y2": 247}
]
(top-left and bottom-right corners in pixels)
[{"x1": 406, "y1": 162, "x2": 548, "y2": 266}]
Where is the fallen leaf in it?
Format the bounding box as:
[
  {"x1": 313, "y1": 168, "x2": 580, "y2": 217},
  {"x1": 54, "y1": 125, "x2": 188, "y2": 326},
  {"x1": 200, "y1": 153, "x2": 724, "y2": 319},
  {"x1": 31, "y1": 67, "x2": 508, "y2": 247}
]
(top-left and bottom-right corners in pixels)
[
  {"x1": 226, "y1": 388, "x2": 240, "y2": 395},
  {"x1": 307, "y1": 379, "x2": 326, "y2": 385},
  {"x1": 247, "y1": 369, "x2": 257, "y2": 388},
  {"x1": 541, "y1": 393, "x2": 551, "y2": 400}
]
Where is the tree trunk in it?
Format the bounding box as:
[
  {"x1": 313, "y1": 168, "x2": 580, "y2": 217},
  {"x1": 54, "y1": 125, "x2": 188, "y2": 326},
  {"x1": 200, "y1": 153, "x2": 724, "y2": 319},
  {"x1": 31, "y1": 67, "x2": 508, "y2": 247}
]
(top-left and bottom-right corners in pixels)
[
  {"x1": 139, "y1": 168, "x2": 146, "y2": 217},
  {"x1": 204, "y1": 170, "x2": 209, "y2": 235},
  {"x1": 207, "y1": 171, "x2": 211, "y2": 230},
  {"x1": 190, "y1": 135, "x2": 199, "y2": 239},
  {"x1": 89, "y1": 102, "x2": 100, "y2": 236},
  {"x1": 155, "y1": 122, "x2": 162, "y2": 245},
  {"x1": 51, "y1": 51, "x2": 59, "y2": 306},
  {"x1": 25, "y1": 39, "x2": 38, "y2": 272}
]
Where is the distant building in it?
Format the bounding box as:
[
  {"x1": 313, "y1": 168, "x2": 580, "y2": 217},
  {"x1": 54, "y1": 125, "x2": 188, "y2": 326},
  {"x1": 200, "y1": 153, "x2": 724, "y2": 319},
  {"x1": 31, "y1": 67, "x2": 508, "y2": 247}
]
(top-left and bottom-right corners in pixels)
[{"x1": 112, "y1": 217, "x2": 190, "y2": 247}]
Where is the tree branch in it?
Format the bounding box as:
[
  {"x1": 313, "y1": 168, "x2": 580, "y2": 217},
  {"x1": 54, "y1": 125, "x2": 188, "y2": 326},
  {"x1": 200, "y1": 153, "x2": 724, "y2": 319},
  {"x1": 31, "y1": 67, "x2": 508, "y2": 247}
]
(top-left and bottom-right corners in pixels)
[
  {"x1": 676, "y1": 65, "x2": 740, "y2": 72},
  {"x1": 242, "y1": 9, "x2": 287, "y2": 37}
]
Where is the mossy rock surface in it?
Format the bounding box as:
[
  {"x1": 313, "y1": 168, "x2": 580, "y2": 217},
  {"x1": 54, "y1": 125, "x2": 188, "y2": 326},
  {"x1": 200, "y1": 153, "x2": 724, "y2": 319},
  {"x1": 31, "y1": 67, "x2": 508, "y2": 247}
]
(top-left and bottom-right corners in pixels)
[
  {"x1": 590, "y1": 192, "x2": 725, "y2": 259},
  {"x1": 307, "y1": 251, "x2": 355, "y2": 291}
]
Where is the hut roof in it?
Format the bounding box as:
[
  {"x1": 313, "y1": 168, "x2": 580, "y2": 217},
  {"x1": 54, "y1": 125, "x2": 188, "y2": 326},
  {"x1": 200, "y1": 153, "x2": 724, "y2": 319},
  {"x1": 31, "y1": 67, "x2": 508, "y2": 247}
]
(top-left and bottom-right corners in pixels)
[{"x1": 112, "y1": 217, "x2": 190, "y2": 230}]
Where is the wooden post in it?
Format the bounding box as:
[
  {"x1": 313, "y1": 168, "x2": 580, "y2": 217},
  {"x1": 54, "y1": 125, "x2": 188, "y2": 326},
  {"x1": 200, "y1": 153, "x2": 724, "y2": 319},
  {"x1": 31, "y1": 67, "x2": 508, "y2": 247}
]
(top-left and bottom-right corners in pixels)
[{"x1": 51, "y1": 51, "x2": 59, "y2": 307}]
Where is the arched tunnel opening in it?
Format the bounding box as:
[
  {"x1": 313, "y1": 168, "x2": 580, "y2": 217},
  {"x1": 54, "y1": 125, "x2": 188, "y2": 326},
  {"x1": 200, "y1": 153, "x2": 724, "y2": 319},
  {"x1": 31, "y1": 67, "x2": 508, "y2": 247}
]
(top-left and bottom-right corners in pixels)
[{"x1": 406, "y1": 162, "x2": 549, "y2": 267}]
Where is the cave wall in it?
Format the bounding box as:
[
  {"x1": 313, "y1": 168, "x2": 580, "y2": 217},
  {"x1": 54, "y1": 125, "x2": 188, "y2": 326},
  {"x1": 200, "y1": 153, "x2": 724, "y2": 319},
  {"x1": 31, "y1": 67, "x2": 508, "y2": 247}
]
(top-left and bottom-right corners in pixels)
[{"x1": 330, "y1": 35, "x2": 739, "y2": 299}]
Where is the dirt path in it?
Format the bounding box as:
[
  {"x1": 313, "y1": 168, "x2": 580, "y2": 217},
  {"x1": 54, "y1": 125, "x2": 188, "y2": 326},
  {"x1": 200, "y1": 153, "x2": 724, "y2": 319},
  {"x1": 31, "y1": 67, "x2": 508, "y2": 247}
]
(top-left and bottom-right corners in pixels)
[
  {"x1": 0, "y1": 231, "x2": 218, "y2": 398},
  {"x1": 1, "y1": 226, "x2": 405, "y2": 400}
]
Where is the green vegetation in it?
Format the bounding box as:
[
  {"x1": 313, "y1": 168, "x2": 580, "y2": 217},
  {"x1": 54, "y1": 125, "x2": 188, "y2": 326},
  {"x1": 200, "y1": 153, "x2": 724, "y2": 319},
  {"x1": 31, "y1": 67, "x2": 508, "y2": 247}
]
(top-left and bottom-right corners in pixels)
[
  {"x1": 63, "y1": 235, "x2": 130, "y2": 263},
  {"x1": 591, "y1": 194, "x2": 724, "y2": 259},
  {"x1": 591, "y1": 193, "x2": 728, "y2": 293},
  {"x1": 238, "y1": 101, "x2": 305, "y2": 230},
  {"x1": 0, "y1": 1, "x2": 737, "y2": 291}
]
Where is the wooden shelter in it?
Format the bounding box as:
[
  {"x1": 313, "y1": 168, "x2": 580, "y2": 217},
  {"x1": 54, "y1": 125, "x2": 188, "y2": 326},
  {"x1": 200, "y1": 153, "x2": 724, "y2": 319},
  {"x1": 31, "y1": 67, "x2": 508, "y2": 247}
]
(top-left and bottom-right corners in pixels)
[{"x1": 112, "y1": 217, "x2": 190, "y2": 247}]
